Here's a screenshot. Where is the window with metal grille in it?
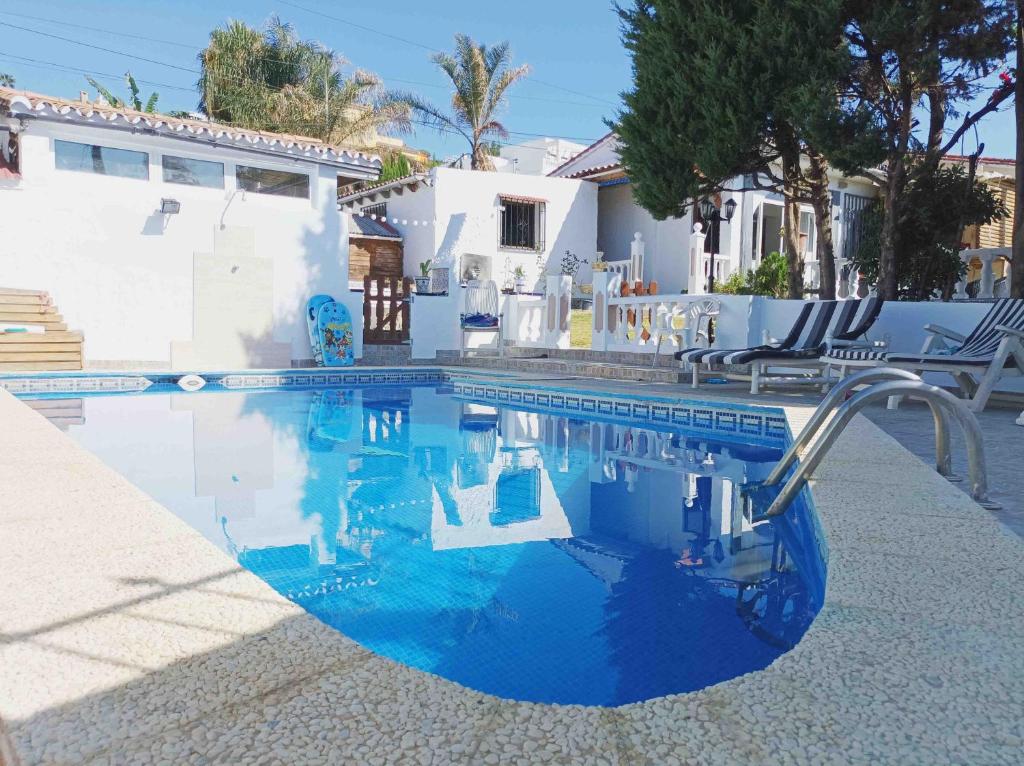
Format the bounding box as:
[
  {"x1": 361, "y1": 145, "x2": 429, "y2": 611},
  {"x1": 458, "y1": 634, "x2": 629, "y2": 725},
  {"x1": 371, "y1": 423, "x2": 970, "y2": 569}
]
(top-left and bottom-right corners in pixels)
[{"x1": 499, "y1": 198, "x2": 545, "y2": 251}]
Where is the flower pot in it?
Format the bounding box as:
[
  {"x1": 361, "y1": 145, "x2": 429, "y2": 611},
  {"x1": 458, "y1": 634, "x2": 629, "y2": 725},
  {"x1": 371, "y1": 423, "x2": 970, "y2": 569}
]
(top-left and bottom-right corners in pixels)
[
  {"x1": 414, "y1": 276, "x2": 432, "y2": 293},
  {"x1": 514, "y1": 277, "x2": 526, "y2": 293}
]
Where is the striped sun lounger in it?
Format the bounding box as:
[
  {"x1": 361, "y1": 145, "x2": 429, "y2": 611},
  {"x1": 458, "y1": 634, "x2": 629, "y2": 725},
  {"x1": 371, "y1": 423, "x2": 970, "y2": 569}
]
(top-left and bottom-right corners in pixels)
[{"x1": 823, "y1": 298, "x2": 1024, "y2": 411}]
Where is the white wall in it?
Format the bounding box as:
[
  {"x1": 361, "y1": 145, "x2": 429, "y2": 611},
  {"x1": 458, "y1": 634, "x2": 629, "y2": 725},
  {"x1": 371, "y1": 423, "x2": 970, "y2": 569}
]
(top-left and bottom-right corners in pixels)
[
  {"x1": 499, "y1": 138, "x2": 587, "y2": 177},
  {"x1": 385, "y1": 167, "x2": 598, "y2": 293},
  {"x1": 1, "y1": 120, "x2": 362, "y2": 367},
  {"x1": 597, "y1": 182, "x2": 696, "y2": 293}
]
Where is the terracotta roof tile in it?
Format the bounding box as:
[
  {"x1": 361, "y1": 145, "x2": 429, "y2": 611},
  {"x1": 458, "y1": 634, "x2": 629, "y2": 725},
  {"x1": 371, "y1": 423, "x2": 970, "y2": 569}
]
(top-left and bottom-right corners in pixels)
[{"x1": 0, "y1": 87, "x2": 381, "y2": 168}]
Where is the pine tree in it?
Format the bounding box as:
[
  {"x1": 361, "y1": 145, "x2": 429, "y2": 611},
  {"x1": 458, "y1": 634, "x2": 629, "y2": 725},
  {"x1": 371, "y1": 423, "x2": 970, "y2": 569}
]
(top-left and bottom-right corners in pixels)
[
  {"x1": 615, "y1": 0, "x2": 879, "y2": 298},
  {"x1": 1012, "y1": 0, "x2": 1023, "y2": 299},
  {"x1": 833, "y1": 0, "x2": 1014, "y2": 300}
]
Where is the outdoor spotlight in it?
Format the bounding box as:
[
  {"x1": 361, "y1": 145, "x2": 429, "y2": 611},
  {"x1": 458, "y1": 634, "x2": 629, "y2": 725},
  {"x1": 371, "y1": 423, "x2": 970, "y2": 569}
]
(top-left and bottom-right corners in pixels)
[
  {"x1": 723, "y1": 198, "x2": 737, "y2": 222},
  {"x1": 160, "y1": 198, "x2": 181, "y2": 215}
]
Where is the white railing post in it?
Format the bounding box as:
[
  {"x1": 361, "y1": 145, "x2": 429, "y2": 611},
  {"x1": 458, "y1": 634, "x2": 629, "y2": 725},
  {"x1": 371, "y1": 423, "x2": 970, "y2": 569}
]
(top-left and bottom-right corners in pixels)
[
  {"x1": 978, "y1": 252, "x2": 996, "y2": 299},
  {"x1": 545, "y1": 275, "x2": 571, "y2": 349},
  {"x1": 689, "y1": 223, "x2": 707, "y2": 295},
  {"x1": 996, "y1": 256, "x2": 1011, "y2": 298},
  {"x1": 630, "y1": 232, "x2": 645, "y2": 283},
  {"x1": 835, "y1": 257, "x2": 849, "y2": 299},
  {"x1": 591, "y1": 271, "x2": 613, "y2": 351},
  {"x1": 953, "y1": 251, "x2": 972, "y2": 300},
  {"x1": 849, "y1": 268, "x2": 862, "y2": 300}
]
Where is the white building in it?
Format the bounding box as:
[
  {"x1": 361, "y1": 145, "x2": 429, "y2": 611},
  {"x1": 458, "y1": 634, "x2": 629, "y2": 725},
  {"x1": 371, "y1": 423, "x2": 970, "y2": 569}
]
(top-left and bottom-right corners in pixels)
[
  {"x1": 338, "y1": 165, "x2": 598, "y2": 291},
  {"x1": 498, "y1": 137, "x2": 587, "y2": 176},
  {"x1": 0, "y1": 87, "x2": 380, "y2": 369},
  {"x1": 549, "y1": 133, "x2": 881, "y2": 295}
]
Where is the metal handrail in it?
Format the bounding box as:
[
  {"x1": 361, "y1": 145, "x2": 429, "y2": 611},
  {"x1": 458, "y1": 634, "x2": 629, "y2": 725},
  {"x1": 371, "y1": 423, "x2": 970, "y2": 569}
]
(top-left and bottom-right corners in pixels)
[
  {"x1": 764, "y1": 368, "x2": 952, "y2": 486},
  {"x1": 764, "y1": 378, "x2": 999, "y2": 516}
]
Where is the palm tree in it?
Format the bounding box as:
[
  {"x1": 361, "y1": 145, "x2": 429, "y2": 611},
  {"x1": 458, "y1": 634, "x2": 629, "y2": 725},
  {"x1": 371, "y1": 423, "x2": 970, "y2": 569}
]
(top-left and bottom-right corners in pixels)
[
  {"x1": 0, "y1": 73, "x2": 15, "y2": 88},
  {"x1": 197, "y1": 17, "x2": 409, "y2": 144},
  {"x1": 86, "y1": 72, "x2": 159, "y2": 113},
  {"x1": 403, "y1": 34, "x2": 529, "y2": 170}
]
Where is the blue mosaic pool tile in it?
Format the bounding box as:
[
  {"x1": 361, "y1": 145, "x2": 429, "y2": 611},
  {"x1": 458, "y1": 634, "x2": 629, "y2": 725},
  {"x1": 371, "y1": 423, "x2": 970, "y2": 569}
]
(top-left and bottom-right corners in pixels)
[
  {"x1": 739, "y1": 413, "x2": 764, "y2": 437},
  {"x1": 714, "y1": 411, "x2": 739, "y2": 433},
  {"x1": 693, "y1": 408, "x2": 715, "y2": 430}
]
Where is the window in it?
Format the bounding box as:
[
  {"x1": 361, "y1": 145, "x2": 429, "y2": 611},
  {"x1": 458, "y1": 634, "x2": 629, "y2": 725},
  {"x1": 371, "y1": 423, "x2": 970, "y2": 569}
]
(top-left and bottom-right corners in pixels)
[
  {"x1": 236, "y1": 165, "x2": 309, "y2": 199},
  {"x1": 54, "y1": 140, "x2": 149, "y2": 180},
  {"x1": 162, "y1": 155, "x2": 224, "y2": 188},
  {"x1": 799, "y1": 210, "x2": 815, "y2": 256},
  {"x1": 499, "y1": 197, "x2": 545, "y2": 251}
]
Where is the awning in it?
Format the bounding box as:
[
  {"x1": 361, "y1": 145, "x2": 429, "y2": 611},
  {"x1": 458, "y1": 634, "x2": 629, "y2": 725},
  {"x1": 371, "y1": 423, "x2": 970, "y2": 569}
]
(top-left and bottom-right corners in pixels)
[{"x1": 499, "y1": 194, "x2": 548, "y2": 204}]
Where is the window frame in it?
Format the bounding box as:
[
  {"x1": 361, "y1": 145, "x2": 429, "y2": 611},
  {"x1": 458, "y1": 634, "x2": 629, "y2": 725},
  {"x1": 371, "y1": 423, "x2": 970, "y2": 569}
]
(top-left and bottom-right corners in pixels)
[
  {"x1": 235, "y1": 164, "x2": 311, "y2": 200},
  {"x1": 53, "y1": 139, "x2": 150, "y2": 181},
  {"x1": 498, "y1": 197, "x2": 546, "y2": 252},
  {"x1": 161, "y1": 154, "x2": 225, "y2": 189}
]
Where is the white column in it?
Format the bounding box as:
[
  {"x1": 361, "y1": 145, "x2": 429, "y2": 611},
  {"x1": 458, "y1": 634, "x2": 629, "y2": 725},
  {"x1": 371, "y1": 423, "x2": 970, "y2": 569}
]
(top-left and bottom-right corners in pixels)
[
  {"x1": 978, "y1": 252, "x2": 996, "y2": 299},
  {"x1": 591, "y1": 271, "x2": 613, "y2": 351},
  {"x1": 630, "y1": 232, "x2": 645, "y2": 284},
  {"x1": 688, "y1": 223, "x2": 707, "y2": 295}
]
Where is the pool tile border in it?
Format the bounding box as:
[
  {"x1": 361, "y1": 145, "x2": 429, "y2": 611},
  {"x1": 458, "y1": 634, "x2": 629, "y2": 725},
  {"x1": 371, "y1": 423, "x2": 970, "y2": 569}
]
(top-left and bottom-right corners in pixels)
[{"x1": 450, "y1": 378, "x2": 789, "y2": 445}]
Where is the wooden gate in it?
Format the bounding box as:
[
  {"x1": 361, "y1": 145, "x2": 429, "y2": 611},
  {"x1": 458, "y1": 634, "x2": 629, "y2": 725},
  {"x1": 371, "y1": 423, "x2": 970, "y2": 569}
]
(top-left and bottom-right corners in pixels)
[{"x1": 363, "y1": 276, "x2": 412, "y2": 344}]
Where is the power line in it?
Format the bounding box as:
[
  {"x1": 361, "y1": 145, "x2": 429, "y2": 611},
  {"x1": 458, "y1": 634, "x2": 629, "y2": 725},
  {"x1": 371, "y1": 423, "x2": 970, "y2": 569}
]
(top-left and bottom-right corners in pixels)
[
  {"x1": 0, "y1": 46, "x2": 601, "y2": 145},
  {"x1": 0, "y1": 51, "x2": 197, "y2": 93},
  {"x1": 0, "y1": 10, "x2": 197, "y2": 50},
  {"x1": 276, "y1": 0, "x2": 620, "y2": 107},
  {"x1": 0, "y1": 21, "x2": 199, "y2": 74},
  {"x1": 0, "y1": 14, "x2": 612, "y2": 111}
]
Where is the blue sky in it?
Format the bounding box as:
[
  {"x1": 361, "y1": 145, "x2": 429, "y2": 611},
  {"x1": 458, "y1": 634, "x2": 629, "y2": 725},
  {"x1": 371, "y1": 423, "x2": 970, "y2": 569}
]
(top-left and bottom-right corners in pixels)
[{"x1": 0, "y1": 0, "x2": 1015, "y2": 161}]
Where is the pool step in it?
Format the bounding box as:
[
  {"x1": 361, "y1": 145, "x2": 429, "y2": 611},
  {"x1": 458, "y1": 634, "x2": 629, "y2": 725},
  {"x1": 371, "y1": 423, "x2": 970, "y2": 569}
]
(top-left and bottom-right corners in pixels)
[{"x1": 0, "y1": 289, "x2": 83, "y2": 371}]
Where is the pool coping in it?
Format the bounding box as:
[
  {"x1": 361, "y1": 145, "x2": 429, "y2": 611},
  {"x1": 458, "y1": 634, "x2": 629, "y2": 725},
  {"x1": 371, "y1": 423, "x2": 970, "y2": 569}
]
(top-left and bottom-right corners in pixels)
[{"x1": 1, "y1": 374, "x2": 1021, "y2": 764}]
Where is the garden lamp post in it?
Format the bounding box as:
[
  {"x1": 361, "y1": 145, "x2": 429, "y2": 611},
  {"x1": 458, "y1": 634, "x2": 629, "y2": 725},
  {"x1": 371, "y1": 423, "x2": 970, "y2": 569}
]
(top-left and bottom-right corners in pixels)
[{"x1": 698, "y1": 197, "x2": 737, "y2": 293}]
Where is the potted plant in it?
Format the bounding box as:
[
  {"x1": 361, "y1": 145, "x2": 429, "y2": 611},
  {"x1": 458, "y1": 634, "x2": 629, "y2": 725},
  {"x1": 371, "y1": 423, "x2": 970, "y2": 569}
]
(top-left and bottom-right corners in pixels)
[
  {"x1": 415, "y1": 260, "x2": 433, "y2": 293},
  {"x1": 513, "y1": 265, "x2": 527, "y2": 293}
]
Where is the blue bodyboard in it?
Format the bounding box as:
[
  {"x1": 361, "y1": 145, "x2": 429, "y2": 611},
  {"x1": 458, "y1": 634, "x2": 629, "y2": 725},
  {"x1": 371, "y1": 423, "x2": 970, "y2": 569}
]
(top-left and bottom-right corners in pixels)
[
  {"x1": 306, "y1": 294, "x2": 334, "y2": 365},
  {"x1": 316, "y1": 301, "x2": 355, "y2": 367}
]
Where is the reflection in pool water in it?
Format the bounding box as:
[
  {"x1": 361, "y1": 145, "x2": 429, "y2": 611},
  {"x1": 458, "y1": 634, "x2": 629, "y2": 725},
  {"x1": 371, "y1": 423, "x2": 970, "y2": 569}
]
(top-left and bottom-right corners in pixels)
[{"x1": 56, "y1": 384, "x2": 826, "y2": 706}]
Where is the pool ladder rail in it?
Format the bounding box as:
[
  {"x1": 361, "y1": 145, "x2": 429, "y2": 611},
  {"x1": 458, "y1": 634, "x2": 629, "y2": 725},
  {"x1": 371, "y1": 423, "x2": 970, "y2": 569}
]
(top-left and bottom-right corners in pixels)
[{"x1": 753, "y1": 368, "x2": 1000, "y2": 517}]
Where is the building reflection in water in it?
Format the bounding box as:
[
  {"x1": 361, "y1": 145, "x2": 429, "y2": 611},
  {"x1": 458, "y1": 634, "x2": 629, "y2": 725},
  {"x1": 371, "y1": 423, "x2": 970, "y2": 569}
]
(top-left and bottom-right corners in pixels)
[{"x1": 60, "y1": 384, "x2": 825, "y2": 705}]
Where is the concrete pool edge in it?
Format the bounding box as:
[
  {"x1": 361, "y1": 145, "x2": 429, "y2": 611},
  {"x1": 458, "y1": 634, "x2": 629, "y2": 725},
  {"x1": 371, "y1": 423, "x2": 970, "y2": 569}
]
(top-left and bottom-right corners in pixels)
[{"x1": 1, "y1": 382, "x2": 1021, "y2": 764}]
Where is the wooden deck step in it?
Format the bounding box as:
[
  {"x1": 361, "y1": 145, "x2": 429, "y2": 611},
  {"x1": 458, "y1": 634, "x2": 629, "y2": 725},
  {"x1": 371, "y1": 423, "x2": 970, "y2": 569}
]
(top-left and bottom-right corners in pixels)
[
  {"x1": 0, "y1": 351, "x2": 82, "y2": 363},
  {"x1": 0, "y1": 289, "x2": 85, "y2": 371},
  {"x1": 0, "y1": 312, "x2": 65, "y2": 324},
  {"x1": 0, "y1": 302, "x2": 57, "y2": 314},
  {"x1": 0, "y1": 294, "x2": 53, "y2": 306},
  {"x1": 0, "y1": 361, "x2": 82, "y2": 371},
  {"x1": 0, "y1": 288, "x2": 49, "y2": 298},
  {"x1": 0, "y1": 331, "x2": 83, "y2": 344},
  {"x1": 0, "y1": 342, "x2": 82, "y2": 353}
]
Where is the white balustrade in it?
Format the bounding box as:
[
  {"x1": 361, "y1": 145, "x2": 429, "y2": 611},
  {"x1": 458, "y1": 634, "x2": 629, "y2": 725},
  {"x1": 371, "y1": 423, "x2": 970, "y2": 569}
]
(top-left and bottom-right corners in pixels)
[
  {"x1": 508, "y1": 275, "x2": 571, "y2": 349},
  {"x1": 591, "y1": 271, "x2": 710, "y2": 354},
  {"x1": 953, "y1": 247, "x2": 1011, "y2": 300},
  {"x1": 630, "y1": 232, "x2": 645, "y2": 283}
]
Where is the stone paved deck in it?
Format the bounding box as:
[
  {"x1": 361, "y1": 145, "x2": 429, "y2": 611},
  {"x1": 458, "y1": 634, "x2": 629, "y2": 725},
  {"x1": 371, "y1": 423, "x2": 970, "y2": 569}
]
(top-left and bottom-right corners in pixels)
[{"x1": 1, "y1": 376, "x2": 1022, "y2": 765}]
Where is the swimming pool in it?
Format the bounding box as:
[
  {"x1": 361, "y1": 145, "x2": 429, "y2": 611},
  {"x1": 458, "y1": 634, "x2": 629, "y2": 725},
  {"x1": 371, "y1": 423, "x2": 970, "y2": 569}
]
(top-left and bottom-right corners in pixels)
[{"x1": 33, "y1": 380, "x2": 826, "y2": 706}]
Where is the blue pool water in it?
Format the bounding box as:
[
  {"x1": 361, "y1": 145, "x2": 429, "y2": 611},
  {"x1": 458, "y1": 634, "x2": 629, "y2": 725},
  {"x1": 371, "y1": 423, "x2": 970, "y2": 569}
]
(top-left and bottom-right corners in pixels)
[{"x1": 47, "y1": 382, "x2": 825, "y2": 706}]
